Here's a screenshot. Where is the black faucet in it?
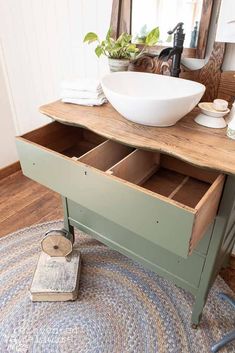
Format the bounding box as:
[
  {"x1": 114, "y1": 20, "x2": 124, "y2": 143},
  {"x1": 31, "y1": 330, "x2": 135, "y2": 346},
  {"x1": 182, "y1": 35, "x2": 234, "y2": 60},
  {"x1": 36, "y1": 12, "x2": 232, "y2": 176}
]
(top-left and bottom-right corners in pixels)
[{"x1": 159, "y1": 22, "x2": 185, "y2": 77}]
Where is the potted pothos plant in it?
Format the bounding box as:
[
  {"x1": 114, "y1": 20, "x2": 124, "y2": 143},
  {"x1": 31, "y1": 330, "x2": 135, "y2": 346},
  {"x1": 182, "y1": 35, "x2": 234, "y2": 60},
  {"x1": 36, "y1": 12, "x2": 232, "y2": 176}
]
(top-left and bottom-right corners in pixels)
[{"x1": 83, "y1": 27, "x2": 160, "y2": 72}]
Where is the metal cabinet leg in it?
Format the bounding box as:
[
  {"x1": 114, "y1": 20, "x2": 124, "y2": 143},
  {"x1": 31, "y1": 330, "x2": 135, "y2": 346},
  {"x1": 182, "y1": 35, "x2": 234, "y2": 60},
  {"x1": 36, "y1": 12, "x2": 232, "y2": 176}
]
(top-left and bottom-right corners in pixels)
[
  {"x1": 211, "y1": 329, "x2": 235, "y2": 352},
  {"x1": 62, "y1": 196, "x2": 74, "y2": 243},
  {"x1": 211, "y1": 293, "x2": 235, "y2": 352},
  {"x1": 219, "y1": 293, "x2": 235, "y2": 309}
]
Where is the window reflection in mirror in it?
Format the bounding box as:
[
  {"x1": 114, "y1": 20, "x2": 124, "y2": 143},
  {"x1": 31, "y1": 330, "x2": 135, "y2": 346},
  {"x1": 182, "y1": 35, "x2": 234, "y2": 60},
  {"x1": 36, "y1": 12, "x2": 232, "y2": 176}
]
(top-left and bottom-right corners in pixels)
[{"x1": 132, "y1": 0, "x2": 203, "y2": 48}]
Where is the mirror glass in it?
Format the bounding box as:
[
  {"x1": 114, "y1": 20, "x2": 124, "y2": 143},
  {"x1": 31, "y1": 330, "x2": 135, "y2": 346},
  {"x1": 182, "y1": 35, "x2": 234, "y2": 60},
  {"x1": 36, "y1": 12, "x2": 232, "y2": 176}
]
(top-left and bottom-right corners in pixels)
[{"x1": 132, "y1": 0, "x2": 203, "y2": 49}]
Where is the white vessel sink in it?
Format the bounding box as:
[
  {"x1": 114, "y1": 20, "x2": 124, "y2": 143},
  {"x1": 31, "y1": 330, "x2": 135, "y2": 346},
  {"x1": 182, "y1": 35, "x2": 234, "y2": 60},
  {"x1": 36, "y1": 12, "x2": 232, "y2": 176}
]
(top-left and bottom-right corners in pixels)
[{"x1": 101, "y1": 72, "x2": 205, "y2": 127}]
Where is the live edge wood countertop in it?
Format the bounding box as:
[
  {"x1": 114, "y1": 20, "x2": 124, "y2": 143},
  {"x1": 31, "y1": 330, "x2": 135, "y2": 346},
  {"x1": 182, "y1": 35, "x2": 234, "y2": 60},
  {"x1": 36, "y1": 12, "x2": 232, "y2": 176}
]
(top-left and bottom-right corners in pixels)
[{"x1": 40, "y1": 100, "x2": 235, "y2": 176}]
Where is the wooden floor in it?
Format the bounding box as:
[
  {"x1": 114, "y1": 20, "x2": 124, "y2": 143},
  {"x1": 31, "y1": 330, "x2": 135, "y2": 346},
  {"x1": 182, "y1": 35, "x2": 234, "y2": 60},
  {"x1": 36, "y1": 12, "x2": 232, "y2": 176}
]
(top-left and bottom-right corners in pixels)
[
  {"x1": 1, "y1": 170, "x2": 234, "y2": 292},
  {"x1": 0, "y1": 171, "x2": 63, "y2": 237}
]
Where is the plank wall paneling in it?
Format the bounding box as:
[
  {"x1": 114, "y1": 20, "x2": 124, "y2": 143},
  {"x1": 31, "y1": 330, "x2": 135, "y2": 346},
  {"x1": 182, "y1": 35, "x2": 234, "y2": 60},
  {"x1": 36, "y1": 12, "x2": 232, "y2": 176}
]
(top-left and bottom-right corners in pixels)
[{"x1": 0, "y1": 0, "x2": 112, "y2": 135}]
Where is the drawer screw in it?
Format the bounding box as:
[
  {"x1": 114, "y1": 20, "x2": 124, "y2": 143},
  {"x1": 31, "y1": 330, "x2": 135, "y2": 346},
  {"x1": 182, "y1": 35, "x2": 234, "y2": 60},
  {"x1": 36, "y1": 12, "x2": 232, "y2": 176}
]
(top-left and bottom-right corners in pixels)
[{"x1": 84, "y1": 171, "x2": 87, "y2": 175}]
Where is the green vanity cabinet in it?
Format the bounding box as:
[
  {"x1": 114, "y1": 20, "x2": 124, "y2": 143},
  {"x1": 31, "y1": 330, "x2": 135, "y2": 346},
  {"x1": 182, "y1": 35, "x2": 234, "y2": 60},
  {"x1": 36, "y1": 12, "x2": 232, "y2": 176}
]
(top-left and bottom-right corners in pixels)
[{"x1": 16, "y1": 113, "x2": 235, "y2": 327}]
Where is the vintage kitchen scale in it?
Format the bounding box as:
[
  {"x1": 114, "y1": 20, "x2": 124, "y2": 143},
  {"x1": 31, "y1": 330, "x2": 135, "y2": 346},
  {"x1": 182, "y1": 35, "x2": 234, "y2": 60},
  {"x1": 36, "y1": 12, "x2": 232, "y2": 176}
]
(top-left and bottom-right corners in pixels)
[{"x1": 30, "y1": 229, "x2": 81, "y2": 301}]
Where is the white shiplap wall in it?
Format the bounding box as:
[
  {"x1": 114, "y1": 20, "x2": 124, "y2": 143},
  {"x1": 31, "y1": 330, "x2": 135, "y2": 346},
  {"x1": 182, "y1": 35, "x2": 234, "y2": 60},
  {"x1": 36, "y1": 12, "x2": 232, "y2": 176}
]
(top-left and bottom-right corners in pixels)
[
  {"x1": 0, "y1": 0, "x2": 112, "y2": 136},
  {"x1": 0, "y1": 39, "x2": 18, "y2": 167}
]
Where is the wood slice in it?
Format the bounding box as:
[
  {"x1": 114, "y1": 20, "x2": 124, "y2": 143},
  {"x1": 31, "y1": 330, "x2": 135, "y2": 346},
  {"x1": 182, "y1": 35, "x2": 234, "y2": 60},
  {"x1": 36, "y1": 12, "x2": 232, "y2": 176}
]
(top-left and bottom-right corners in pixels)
[{"x1": 41, "y1": 229, "x2": 73, "y2": 257}]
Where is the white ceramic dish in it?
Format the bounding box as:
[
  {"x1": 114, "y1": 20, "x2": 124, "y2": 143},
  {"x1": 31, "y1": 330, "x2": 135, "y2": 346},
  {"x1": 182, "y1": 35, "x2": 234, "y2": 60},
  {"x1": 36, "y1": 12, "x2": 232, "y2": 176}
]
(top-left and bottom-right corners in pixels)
[
  {"x1": 195, "y1": 114, "x2": 227, "y2": 128},
  {"x1": 195, "y1": 102, "x2": 230, "y2": 129},
  {"x1": 198, "y1": 102, "x2": 230, "y2": 118},
  {"x1": 101, "y1": 72, "x2": 205, "y2": 127}
]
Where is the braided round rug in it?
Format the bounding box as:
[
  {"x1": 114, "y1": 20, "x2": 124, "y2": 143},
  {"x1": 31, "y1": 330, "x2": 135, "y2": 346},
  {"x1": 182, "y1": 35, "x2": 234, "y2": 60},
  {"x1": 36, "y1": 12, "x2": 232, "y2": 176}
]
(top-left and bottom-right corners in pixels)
[{"x1": 0, "y1": 220, "x2": 235, "y2": 353}]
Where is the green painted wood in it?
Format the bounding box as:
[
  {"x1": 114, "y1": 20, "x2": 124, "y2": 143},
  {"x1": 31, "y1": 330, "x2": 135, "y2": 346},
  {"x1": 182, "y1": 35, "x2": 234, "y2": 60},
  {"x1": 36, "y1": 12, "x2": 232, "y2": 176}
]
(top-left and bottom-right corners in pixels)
[
  {"x1": 191, "y1": 176, "x2": 235, "y2": 326},
  {"x1": 16, "y1": 139, "x2": 195, "y2": 258},
  {"x1": 16, "y1": 130, "x2": 235, "y2": 326},
  {"x1": 65, "y1": 175, "x2": 235, "y2": 327},
  {"x1": 67, "y1": 199, "x2": 209, "y2": 293}
]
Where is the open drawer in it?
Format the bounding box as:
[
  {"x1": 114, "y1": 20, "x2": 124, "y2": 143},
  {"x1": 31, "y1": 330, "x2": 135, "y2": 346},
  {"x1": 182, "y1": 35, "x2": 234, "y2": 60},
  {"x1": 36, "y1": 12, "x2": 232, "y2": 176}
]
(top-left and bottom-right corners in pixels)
[{"x1": 16, "y1": 121, "x2": 225, "y2": 258}]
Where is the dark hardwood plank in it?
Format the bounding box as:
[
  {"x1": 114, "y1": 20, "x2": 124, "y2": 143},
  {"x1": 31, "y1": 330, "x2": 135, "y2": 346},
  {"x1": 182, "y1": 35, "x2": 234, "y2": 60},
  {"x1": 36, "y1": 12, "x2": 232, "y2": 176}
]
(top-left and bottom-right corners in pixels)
[
  {"x1": 0, "y1": 171, "x2": 34, "y2": 200},
  {"x1": 0, "y1": 171, "x2": 62, "y2": 238},
  {"x1": 0, "y1": 191, "x2": 62, "y2": 237},
  {"x1": 0, "y1": 180, "x2": 49, "y2": 221}
]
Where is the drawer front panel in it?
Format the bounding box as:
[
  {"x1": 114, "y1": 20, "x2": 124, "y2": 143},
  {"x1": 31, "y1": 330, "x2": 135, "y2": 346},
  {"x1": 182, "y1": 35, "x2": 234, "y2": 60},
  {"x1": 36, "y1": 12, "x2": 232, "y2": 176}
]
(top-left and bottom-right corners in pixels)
[
  {"x1": 67, "y1": 200, "x2": 206, "y2": 292},
  {"x1": 17, "y1": 139, "x2": 194, "y2": 258}
]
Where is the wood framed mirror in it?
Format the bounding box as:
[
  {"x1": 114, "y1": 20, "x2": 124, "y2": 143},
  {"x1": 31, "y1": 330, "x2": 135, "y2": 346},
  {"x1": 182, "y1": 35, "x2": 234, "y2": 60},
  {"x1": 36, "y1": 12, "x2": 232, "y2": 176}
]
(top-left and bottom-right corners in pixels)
[{"x1": 111, "y1": 0, "x2": 214, "y2": 59}]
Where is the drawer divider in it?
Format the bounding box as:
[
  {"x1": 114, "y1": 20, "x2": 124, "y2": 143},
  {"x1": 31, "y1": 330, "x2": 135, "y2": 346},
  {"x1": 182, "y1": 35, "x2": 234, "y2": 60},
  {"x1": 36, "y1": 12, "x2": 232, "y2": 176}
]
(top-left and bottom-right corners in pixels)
[
  {"x1": 168, "y1": 176, "x2": 189, "y2": 199},
  {"x1": 76, "y1": 140, "x2": 133, "y2": 171},
  {"x1": 76, "y1": 139, "x2": 109, "y2": 161},
  {"x1": 108, "y1": 149, "x2": 160, "y2": 185}
]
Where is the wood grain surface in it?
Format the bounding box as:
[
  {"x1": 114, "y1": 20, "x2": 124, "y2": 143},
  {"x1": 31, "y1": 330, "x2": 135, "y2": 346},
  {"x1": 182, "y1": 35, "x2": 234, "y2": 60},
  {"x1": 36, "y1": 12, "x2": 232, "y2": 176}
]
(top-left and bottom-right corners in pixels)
[
  {"x1": 195, "y1": 0, "x2": 214, "y2": 58},
  {"x1": 197, "y1": 42, "x2": 226, "y2": 102},
  {"x1": 218, "y1": 71, "x2": 235, "y2": 107},
  {"x1": 0, "y1": 171, "x2": 63, "y2": 238},
  {"x1": 40, "y1": 100, "x2": 235, "y2": 175},
  {"x1": 129, "y1": 54, "x2": 173, "y2": 75}
]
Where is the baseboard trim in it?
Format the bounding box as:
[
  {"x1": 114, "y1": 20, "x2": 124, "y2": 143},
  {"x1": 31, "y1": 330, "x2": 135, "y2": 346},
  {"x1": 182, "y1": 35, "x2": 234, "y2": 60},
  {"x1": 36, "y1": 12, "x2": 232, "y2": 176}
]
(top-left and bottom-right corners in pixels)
[{"x1": 0, "y1": 161, "x2": 21, "y2": 180}]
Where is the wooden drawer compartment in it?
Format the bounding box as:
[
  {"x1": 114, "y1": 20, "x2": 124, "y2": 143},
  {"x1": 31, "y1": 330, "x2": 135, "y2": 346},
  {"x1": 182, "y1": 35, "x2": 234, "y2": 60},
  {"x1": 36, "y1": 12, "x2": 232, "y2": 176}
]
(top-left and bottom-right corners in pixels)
[
  {"x1": 16, "y1": 122, "x2": 225, "y2": 258},
  {"x1": 21, "y1": 121, "x2": 107, "y2": 158},
  {"x1": 109, "y1": 150, "x2": 225, "y2": 253}
]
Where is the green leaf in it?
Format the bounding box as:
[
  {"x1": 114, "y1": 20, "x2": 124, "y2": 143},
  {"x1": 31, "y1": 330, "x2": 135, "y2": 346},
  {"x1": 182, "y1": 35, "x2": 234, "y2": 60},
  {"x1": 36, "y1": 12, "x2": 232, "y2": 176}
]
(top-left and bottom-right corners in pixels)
[
  {"x1": 117, "y1": 33, "x2": 131, "y2": 45},
  {"x1": 127, "y1": 44, "x2": 139, "y2": 53},
  {"x1": 83, "y1": 32, "x2": 98, "y2": 44},
  {"x1": 106, "y1": 28, "x2": 112, "y2": 41},
  {"x1": 95, "y1": 45, "x2": 103, "y2": 58},
  {"x1": 116, "y1": 33, "x2": 124, "y2": 43},
  {"x1": 145, "y1": 27, "x2": 160, "y2": 46}
]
